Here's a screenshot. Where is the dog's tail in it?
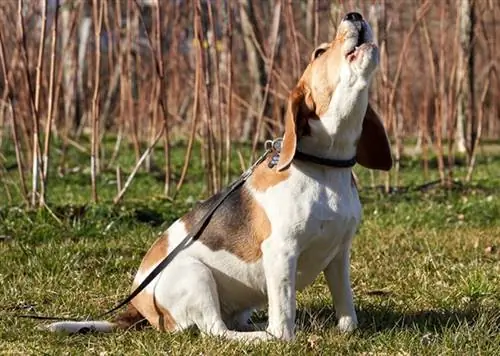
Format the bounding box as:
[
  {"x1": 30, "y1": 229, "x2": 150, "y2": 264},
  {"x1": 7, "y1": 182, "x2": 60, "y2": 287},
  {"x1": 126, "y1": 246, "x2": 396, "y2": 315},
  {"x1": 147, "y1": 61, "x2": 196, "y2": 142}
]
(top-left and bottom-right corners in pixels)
[{"x1": 44, "y1": 304, "x2": 146, "y2": 334}]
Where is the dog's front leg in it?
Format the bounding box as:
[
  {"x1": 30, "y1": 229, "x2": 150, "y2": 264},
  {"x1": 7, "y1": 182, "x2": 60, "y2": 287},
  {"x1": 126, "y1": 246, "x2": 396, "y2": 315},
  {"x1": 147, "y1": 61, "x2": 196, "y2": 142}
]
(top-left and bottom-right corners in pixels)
[{"x1": 261, "y1": 238, "x2": 298, "y2": 341}]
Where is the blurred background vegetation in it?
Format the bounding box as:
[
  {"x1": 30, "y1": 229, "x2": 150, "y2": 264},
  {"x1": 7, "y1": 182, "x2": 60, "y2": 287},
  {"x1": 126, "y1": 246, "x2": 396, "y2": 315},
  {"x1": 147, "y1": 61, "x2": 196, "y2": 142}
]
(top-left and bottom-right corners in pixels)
[{"x1": 0, "y1": 0, "x2": 497, "y2": 207}]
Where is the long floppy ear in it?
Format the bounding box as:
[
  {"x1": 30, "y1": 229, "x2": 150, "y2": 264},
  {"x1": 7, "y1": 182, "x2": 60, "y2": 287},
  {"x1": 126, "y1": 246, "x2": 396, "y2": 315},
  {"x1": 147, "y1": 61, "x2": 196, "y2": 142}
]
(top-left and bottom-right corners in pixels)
[
  {"x1": 356, "y1": 104, "x2": 393, "y2": 171},
  {"x1": 276, "y1": 89, "x2": 305, "y2": 172}
]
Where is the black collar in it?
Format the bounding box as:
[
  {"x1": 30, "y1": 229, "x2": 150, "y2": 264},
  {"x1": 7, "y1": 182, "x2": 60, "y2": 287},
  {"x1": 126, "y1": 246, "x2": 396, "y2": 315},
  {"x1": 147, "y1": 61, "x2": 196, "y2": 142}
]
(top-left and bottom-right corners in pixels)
[
  {"x1": 294, "y1": 150, "x2": 357, "y2": 168},
  {"x1": 266, "y1": 138, "x2": 357, "y2": 169}
]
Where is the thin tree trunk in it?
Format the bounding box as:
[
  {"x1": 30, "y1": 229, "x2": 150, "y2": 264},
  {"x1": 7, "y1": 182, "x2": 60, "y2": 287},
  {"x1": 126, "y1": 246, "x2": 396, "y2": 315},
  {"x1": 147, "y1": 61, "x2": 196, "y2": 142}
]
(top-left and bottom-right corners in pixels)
[
  {"x1": 58, "y1": 2, "x2": 79, "y2": 176},
  {"x1": 90, "y1": 0, "x2": 104, "y2": 203},
  {"x1": 456, "y1": 0, "x2": 475, "y2": 156},
  {"x1": 61, "y1": 0, "x2": 77, "y2": 134},
  {"x1": 224, "y1": 0, "x2": 233, "y2": 184},
  {"x1": 207, "y1": 0, "x2": 223, "y2": 192},
  {"x1": 76, "y1": 3, "x2": 91, "y2": 133}
]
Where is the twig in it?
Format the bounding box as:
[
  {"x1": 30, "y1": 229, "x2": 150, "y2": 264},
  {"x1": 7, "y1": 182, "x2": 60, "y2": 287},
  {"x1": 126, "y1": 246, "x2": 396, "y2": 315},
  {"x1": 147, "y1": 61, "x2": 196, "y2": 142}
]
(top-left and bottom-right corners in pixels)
[
  {"x1": 434, "y1": 2, "x2": 446, "y2": 185},
  {"x1": 385, "y1": 0, "x2": 432, "y2": 187},
  {"x1": 116, "y1": 165, "x2": 122, "y2": 193},
  {"x1": 195, "y1": 0, "x2": 217, "y2": 194},
  {"x1": 8, "y1": 101, "x2": 28, "y2": 204},
  {"x1": 41, "y1": 200, "x2": 63, "y2": 225},
  {"x1": 126, "y1": 1, "x2": 140, "y2": 163},
  {"x1": 0, "y1": 163, "x2": 13, "y2": 204},
  {"x1": 466, "y1": 72, "x2": 489, "y2": 181},
  {"x1": 90, "y1": 0, "x2": 104, "y2": 203},
  {"x1": 57, "y1": 1, "x2": 80, "y2": 175},
  {"x1": 113, "y1": 124, "x2": 165, "y2": 204},
  {"x1": 41, "y1": 0, "x2": 59, "y2": 206},
  {"x1": 314, "y1": 0, "x2": 319, "y2": 47},
  {"x1": 154, "y1": 2, "x2": 171, "y2": 197},
  {"x1": 17, "y1": 0, "x2": 44, "y2": 207},
  {"x1": 175, "y1": 2, "x2": 202, "y2": 195},
  {"x1": 286, "y1": 1, "x2": 300, "y2": 80},
  {"x1": 224, "y1": 0, "x2": 233, "y2": 184},
  {"x1": 0, "y1": 27, "x2": 28, "y2": 203},
  {"x1": 34, "y1": 0, "x2": 48, "y2": 206},
  {"x1": 207, "y1": 0, "x2": 224, "y2": 192},
  {"x1": 133, "y1": 0, "x2": 172, "y2": 196},
  {"x1": 250, "y1": 0, "x2": 281, "y2": 160},
  {"x1": 175, "y1": 59, "x2": 200, "y2": 193}
]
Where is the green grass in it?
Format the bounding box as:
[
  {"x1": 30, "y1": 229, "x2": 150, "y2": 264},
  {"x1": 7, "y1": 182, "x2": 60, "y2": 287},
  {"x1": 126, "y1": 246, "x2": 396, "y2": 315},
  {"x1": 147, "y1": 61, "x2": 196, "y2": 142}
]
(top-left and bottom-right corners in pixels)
[{"x1": 1, "y1": 140, "x2": 499, "y2": 355}]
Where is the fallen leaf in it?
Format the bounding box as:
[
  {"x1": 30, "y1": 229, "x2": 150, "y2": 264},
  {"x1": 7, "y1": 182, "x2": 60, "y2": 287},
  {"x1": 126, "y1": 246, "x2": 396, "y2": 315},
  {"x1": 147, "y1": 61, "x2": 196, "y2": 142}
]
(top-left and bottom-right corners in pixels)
[
  {"x1": 366, "y1": 289, "x2": 392, "y2": 296},
  {"x1": 420, "y1": 332, "x2": 435, "y2": 345},
  {"x1": 307, "y1": 334, "x2": 321, "y2": 350},
  {"x1": 484, "y1": 245, "x2": 497, "y2": 254}
]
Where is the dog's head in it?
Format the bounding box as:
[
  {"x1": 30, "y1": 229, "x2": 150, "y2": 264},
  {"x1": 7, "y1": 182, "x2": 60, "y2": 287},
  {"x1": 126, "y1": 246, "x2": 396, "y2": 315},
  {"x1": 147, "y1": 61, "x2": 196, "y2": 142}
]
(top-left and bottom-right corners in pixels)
[{"x1": 277, "y1": 12, "x2": 392, "y2": 172}]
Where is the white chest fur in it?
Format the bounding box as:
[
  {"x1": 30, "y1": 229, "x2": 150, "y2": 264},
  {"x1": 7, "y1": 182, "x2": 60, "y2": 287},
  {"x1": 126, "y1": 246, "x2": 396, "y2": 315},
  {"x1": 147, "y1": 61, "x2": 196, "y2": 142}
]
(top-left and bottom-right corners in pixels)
[{"x1": 251, "y1": 163, "x2": 361, "y2": 289}]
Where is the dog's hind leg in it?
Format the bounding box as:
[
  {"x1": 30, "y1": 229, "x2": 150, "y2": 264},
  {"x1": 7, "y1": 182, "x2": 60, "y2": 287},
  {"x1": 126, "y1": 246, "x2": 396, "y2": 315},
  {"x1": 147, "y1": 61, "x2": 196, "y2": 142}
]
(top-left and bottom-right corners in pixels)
[{"x1": 155, "y1": 256, "x2": 271, "y2": 342}]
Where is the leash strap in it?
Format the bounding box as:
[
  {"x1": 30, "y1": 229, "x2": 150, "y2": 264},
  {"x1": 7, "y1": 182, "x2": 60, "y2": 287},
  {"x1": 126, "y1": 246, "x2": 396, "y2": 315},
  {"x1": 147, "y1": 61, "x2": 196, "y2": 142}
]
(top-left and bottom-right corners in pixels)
[
  {"x1": 17, "y1": 144, "x2": 275, "y2": 322},
  {"x1": 100, "y1": 146, "x2": 273, "y2": 318}
]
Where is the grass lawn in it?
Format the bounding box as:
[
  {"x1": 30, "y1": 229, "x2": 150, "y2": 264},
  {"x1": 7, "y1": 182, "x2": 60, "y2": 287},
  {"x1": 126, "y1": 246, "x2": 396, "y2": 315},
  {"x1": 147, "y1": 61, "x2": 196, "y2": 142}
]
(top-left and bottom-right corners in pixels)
[{"x1": 1, "y1": 141, "x2": 499, "y2": 355}]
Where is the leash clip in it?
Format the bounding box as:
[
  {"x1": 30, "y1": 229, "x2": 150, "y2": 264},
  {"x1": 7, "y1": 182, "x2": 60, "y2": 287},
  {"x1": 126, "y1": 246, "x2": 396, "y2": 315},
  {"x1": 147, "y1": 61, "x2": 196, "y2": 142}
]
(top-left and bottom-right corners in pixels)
[{"x1": 265, "y1": 137, "x2": 283, "y2": 168}]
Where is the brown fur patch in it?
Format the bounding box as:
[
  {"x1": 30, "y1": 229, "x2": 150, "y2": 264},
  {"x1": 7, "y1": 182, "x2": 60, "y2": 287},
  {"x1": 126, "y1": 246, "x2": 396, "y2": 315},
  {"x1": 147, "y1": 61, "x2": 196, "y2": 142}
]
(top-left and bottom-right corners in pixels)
[
  {"x1": 140, "y1": 234, "x2": 168, "y2": 271},
  {"x1": 129, "y1": 288, "x2": 176, "y2": 331},
  {"x1": 183, "y1": 186, "x2": 271, "y2": 262},
  {"x1": 277, "y1": 36, "x2": 345, "y2": 171},
  {"x1": 132, "y1": 234, "x2": 176, "y2": 331},
  {"x1": 113, "y1": 303, "x2": 147, "y2": 330},
  {"x1": 276, "y1": 87, "x2": 306, "y2": 171},
  {"x1": 250, "y1": 157, "x2": 290, "y2": 192},
  {"x1": 356, "y1": 104, "x2": 393, "y2": 171}
]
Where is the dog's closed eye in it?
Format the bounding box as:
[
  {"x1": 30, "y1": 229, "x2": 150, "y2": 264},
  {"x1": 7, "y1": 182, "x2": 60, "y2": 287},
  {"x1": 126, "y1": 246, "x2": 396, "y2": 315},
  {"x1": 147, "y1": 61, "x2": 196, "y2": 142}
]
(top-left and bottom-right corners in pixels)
[
  {"x1": 311, "y1": 43, "x2": 330, "y2": 61},
  {"x1": 313, "y1": 47, "x2": 327, "y2": 59}
]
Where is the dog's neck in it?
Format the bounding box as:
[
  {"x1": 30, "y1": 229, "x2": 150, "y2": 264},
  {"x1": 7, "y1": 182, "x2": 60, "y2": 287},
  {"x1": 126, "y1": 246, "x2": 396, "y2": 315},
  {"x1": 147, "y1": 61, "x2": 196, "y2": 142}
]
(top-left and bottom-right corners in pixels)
[{"x1": 297, "y1": 82, "x2": 370, "y2": 162}]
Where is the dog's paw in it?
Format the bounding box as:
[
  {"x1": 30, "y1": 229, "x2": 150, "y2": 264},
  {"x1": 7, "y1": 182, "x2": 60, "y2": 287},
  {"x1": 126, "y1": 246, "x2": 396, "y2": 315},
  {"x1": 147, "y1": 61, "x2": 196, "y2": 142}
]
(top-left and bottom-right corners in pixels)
[{"x1": 337, "y1": 316, "x2": 358, "y2": 333}]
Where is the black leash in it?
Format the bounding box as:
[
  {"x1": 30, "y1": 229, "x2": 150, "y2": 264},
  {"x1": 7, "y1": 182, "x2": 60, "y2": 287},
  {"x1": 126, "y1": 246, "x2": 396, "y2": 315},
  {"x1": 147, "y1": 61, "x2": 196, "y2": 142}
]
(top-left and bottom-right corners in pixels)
[
  {"x1": 17, "y1": 139, "x2": 357, "y2": 322},
  {"x1": 17, "y1": 143, "x2": 275, "y2": 322},
  {"x1": 97, "y1": 165, "x2": 260, "y2": 319}
]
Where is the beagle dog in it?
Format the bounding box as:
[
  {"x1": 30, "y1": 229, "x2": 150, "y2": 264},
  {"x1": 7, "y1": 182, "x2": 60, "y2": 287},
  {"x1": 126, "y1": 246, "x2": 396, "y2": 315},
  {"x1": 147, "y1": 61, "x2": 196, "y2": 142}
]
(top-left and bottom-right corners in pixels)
[{"x1": 46, "y1": 12, "x2": 392, "y2": 342}]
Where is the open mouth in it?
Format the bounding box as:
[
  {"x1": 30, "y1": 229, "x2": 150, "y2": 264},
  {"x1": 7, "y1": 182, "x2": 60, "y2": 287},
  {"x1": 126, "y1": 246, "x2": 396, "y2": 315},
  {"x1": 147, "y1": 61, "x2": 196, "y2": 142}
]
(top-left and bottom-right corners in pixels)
[{"x1": 345, "y1": 25, "x2": 366, "y2": 60}]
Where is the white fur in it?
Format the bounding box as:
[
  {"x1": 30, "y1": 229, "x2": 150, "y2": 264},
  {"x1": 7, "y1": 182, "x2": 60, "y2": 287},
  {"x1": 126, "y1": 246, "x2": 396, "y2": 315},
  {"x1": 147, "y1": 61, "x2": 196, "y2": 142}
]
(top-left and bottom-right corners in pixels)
[{"x1": 46, "y1": 16, "x2": 378, "y2": 342}]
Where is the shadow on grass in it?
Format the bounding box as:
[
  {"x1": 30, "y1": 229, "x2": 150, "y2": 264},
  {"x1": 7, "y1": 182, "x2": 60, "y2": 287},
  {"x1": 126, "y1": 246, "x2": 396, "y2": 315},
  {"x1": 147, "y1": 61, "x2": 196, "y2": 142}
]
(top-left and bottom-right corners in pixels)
[{"x1": 294, "y1": 304, "x2": 491, "y2": 334}]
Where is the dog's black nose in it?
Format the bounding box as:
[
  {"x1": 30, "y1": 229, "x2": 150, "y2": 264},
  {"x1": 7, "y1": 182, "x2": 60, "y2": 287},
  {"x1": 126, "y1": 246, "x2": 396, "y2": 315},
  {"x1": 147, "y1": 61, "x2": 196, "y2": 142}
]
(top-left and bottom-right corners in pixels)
[{"x1": 343, "y1": 12, "x2": 363, "y2": 22}]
